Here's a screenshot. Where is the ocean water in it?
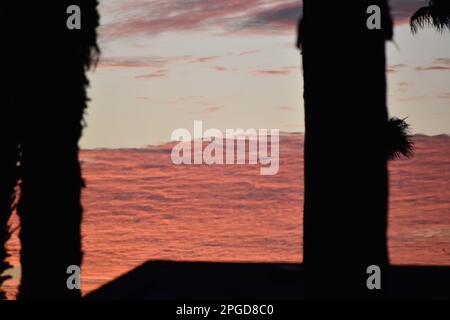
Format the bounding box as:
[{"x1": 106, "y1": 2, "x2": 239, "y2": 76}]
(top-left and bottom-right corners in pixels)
[{"x1": 4, "y1": 133, "x2": 450, "y2": 298}]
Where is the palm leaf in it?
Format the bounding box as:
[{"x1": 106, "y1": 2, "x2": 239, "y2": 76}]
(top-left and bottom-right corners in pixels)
[
  {"x1": 387, "y1": 118, "x2": 414, "y2": 160},
  {"x1": 411, "y1": 1, "x2": 450, "y2": 33}
]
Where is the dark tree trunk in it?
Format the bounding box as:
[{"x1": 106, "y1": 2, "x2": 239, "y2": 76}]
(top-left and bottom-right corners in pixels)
[
  {"x1": 0, "y1": 1, "x2": 99, "y2": 299},
  {"x1": 17, "y1": 61, "x2": 87, "y2": 299},
  {"x1": 300, "y1": 1, "x2": 392, "y2": 298}
]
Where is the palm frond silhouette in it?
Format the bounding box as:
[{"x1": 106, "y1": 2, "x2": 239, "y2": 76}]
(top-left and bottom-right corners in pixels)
[
  {"x1": 387, "y1": 117, "x2": 414, "y2": 160},
  {"x1": 411, "y1": 0, "x2": 450, "y2": 33}
]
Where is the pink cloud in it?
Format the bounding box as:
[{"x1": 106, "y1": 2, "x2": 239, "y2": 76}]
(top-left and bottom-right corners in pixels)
[
  {"x1": 98, "y1": 54, "x2": 229, "y2": 69},
  {"x1": 398, "y1": 81, "x2": 413, "y2": 87},
  {"x1": 210, "y1": 65, "x2": 240, "y2": 72},
  {"x1": 415, "y1": 66, "x2": 450, "y2": 72},
  {"x1": 189, "y1": 56, "x2": 222, "y2": 64},
  {"x1": 437, "y1": 92, "x2": 450, "y2": 100},
  {"x1": 97, "y1": 1, "x2": 426, "y2": 70},
  {"x1": 388, "y1": 64, "x2": 411, "y2": 73},
  {"x1": 189, "y1": 106, "x2": 221, "y2": 115},
  {"x1": 251, "y1": 66, "x2": 298, "y2": 77},
  {"x1": 433, "y1": 58, "x2": 450, "y2": 66},
  {"x1": 99, "y1": 0, "x2": 302, "y2": 40},
  {"x1": 390, "y1": 0, "x2": 425, "y2": 25},
  {"x1": 235, "y1": 50, "x2": 259, "y2": 56},
  {"x1": 135, "y1": 69, "x2": 168, "y2": 79},
  {"x1": 99, "y1": 0, "x2": 423, "y2": 42},
  {"x1": 252, "y1": 69, "x2": 291, "y2": 76},
  {"x1": 397, "y1": 95, "x2": 429, "y2": 102},
  {"x1": 99, "y1": 55, "x2": 190, "y2": 68},
  {"x1": 279, "y1": 106, "x2": 296, "y2": 111}
]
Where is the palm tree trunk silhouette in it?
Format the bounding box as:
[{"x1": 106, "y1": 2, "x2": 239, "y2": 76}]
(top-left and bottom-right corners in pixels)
[
  {"x1": 300, "y1": 1, "x2": 392, "y2": 298},
  {"x1": 17, "y1": 68, "x2": 87, "y2": 299},
  {"x1": 0, "y1": 1, "x2": 99, "y2": 299}
]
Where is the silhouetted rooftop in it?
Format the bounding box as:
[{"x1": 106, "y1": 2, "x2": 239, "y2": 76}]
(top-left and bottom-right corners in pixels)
[{"x1": 86, "y1": 261, "x2": 450, "y2": 300}]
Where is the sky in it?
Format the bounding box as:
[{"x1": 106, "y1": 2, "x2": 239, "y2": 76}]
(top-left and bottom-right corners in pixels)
[{"x1": 82, "y1": 0, "x2": 450, "y2": 149}]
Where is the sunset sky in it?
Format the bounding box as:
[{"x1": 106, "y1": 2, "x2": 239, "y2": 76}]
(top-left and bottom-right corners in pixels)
[
  {"x1": 4, "y1": 1, "x2": 450, "y2": 298},
  {"x1": 82, "y1": 0, "x2": 450, "y2": 148}
]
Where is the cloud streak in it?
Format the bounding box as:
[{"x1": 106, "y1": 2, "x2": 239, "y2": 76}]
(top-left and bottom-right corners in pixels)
[
  {"x1": 135, "y1": 69, "x2": 168, "y2": 79},
  {"x1": 96, "y1": 1, "x2": 427, "y2": 73},
  {"x1": 390, "y1": 0, "x2": 425, "y2": 24},
  {"x1": 99, "y1": 0, "x2": 424, "y2": 41},
  {"x1": 99, "y1": 0, "x2": 301, "y2": 40},
  {"x1": 415, "y1": 66, "x2": 450, "y2": 72},
  {"x1": 437, "y1": 92, "x2": 450, "y2": 100},
  {"x1": 252, "y1": 69, "x2": 292, "y2": 76},
  {"x1": 433, "y1": 58, "x2": 450, "y2": 66},
  {"x1": 99, "y1": 54, "x2": 225, "y2": 69},
  {"x1": 99, "y1": 55, "x2": 190, "y2": 68}
]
